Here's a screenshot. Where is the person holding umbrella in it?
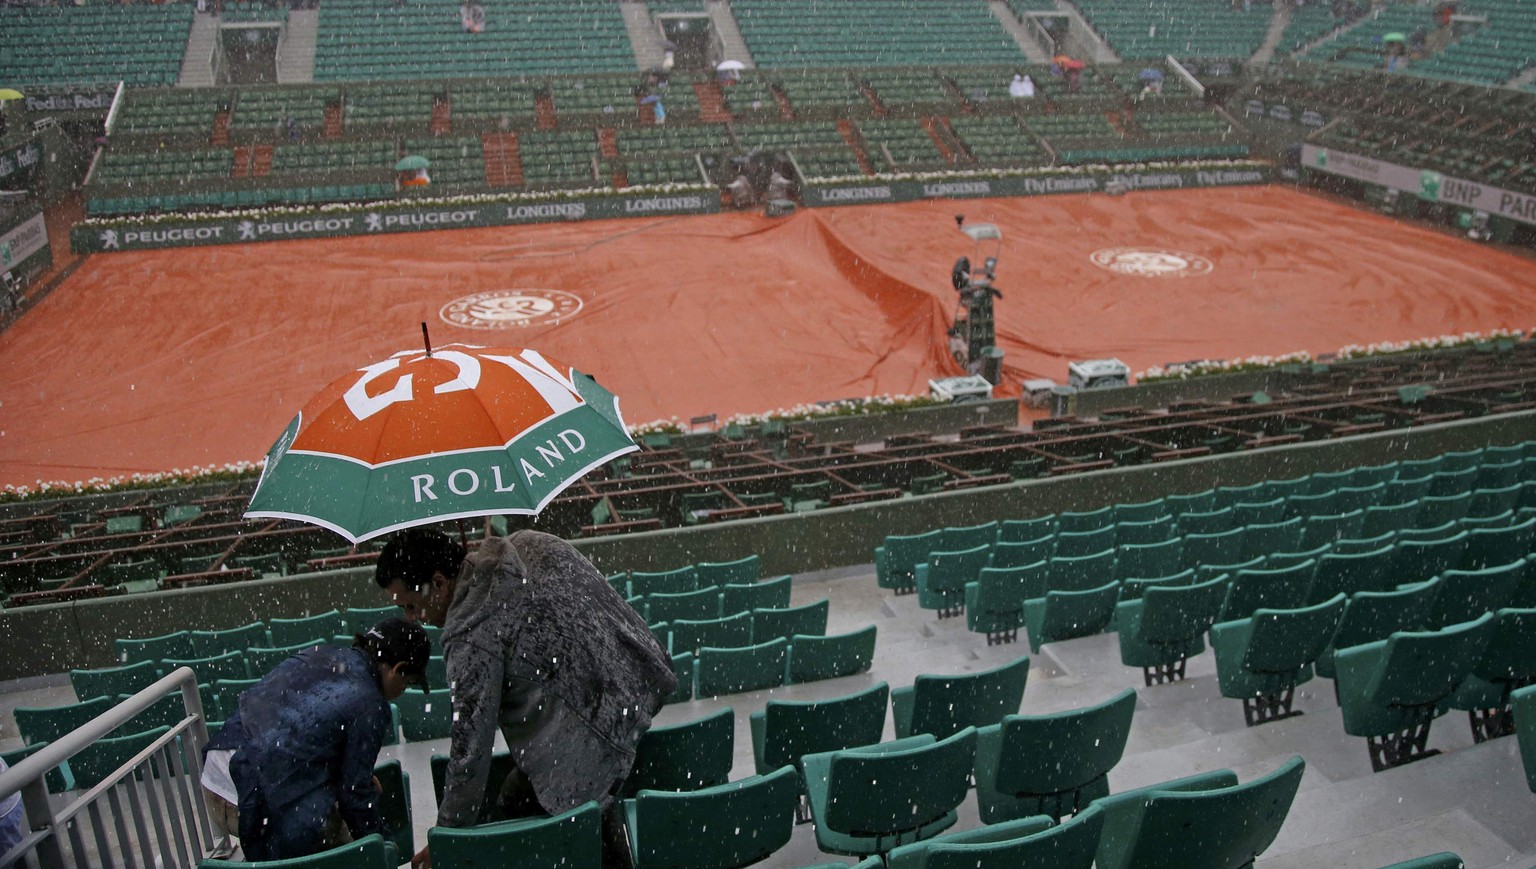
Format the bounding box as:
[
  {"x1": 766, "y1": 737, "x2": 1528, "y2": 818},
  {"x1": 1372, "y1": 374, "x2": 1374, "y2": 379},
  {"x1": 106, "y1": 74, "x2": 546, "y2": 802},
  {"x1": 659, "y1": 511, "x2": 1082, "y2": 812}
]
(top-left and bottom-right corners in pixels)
[{"x1": 376, "y1": 527, "x2": 675, "y2": 869}]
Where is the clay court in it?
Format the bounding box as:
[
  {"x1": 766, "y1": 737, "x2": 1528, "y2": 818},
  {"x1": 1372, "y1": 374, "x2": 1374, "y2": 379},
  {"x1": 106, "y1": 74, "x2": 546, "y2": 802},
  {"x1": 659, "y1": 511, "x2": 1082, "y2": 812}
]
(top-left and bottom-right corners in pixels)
[{"x1": 4, "y1": 184, "x2": 1536, "y2": 488}]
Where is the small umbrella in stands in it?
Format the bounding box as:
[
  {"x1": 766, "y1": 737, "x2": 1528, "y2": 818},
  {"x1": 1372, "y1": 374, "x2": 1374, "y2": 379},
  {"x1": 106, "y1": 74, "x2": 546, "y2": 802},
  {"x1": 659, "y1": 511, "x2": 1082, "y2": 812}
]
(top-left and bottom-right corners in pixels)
[
  {"x1": 245, "y1": 330, "x2": 640, "y2": 543},
  {"x1": 1382, "y1": 32, "x2": 1407, "y2": 42},
  {"x1": 1138, "y1": 68, "x2": 1165, "y2": 81},
  {"x1": 394, "y1": 155, "x2": 430, "y2": 171},
  {"x1": 0, "y1": 89, "x2": 23, "y2": 102}
]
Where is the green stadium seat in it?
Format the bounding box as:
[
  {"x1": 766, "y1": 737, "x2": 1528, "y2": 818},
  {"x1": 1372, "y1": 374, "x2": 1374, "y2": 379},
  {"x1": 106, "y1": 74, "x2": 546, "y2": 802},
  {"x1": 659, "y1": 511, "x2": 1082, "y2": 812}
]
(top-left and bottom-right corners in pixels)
[
  {"x1": 71, "y1": 726, "x2": 172, "y2": 790},
  {"x1": 647, "y1": 586, "x2": 723, "y2": 623},
  {"x1": 999, "y1": 516, "x2": 1057, "y2": 542},
  {"x1": 428, "y1": 801, "x2": 599, "y2": 867},
  {"x1": 667, "y1": 652, "x2": 696, "y2": 704},
  {"x1": 696, "y1": 555, "x2": 761, "y2": 586},
  {"x1": 1336, "y1": 614, "x2": 1493, "y2": 771},
  {"x1": 721, "y1": 575, "x2": 793, "y2": 613},
  {"x1": 1117, "y1": 575, "x2": 1229, "y2": 685},
  {"x1": 990, "y1": 536, "x2": 1056, "y2": 569},
  {"x1": 625, "y1": 766, "x2": 799, "y2": 869},
  {"x1": 189, "y1": 623, "x2": 267, "y2": 658},
  {"x1": 751, "y1": 682, "x2": 888, "y2": 809},
  {"x1": 915, "y1": 544, "x2": 992, "y2": 616},
  {"x1": 1057, "y1": 507, "x2": 1113, "y2": 534},
  {"x1": 14, "y1": 697, "x2": 115, "y2": 745},
  {"x1": 787, "y1": 625, "x2": 878, "y2": 684},
  {"x1": 267, "y1": 610, "x2": 344, "y2": 647},
  {"x1": 341, "y1": 606, "x2": 402, "y2": 636},
  {"x1": 1092, "y1": 756, "x2": 1304, "y2": 869},
  {"x1": 966, "y1": 563, "x2": 1046, "y2": 644},
  {"x1": 974, "y1": 687, "x2": 1135, "y2": 822},
  {"x1": 1054, "y1": 526, "x2": 1116, "y2": 559},
  {"x1": 1115, "y1": 538, "x2": 1183, "y2": 581},
  {"x1": 1514, "y1": 684, "x2": 1536, "y2": 793},
  {"x1": 1306, "y1": 545, "x2": 1395, "y2": 604},
  {"x1": 1424, "y1": 560, "x2": 1523, "y2": 630},
  {"x1": 1182, "y1": 527, "x2": 1245, "y2": 567},
  {"x1": 891, "y1": 655, "x2": 1028, "y2": 739},
  {"x1": 161, "y1": 651, "x2": 249, "y2": 684},
  {"x1": 802, "y1": 729, "x2": 977, "y2": 861},
  {"x1": 1315, "y1": 578, "x2": 1441, "y2": 681},
  {"x1": 396, "y1": 688, "x2": 454, "y2": 741},
  {"x1": 198, "y1": 833, "x2": 395, "y2": 868},
  {"x1": 753, "y1": 599, "x2": 829, "y2": 642},
  {"x1": 1176, "y1": 507, "x2": 1235, "y2": 535},
  {"x1": 1023, "y1": 581, "x2": 1119, "y2": 654},
  {"x1": 698, "y1": 634, "x2": 790, "y2": 697},
  {"x1": 71, "y1": 660, "x2": 160, "y2": 701},
  {"x1": 885, "y1": 814, "x2": 1056, "y2": 869},
  {"x1": 115, "y1": 631, "x2": 193, "y2": 666},
  {"x1": 876, "y1": 529, "x2": 942, "y2": 594},
  {"x1": 918, "y1": 805, "x2": 1103, "y2": 869},
  {"x1": 1217, "y1": 561, "x2": 1317, "y2": 623},
  {"x1": 671, "y1": 612, "x2": 753, "y2": 656},
  {"x1": 631, "y1": 566, "x2": 700, "y2": 598},
  {"x1": 1449, "y1": 607, "x2": 1536, "y2": 742},
  {"x1": 621, "y1": 707, "x2": 734, "y2": 796},
  {"x1": 1211, "y1": 595, "x2": 1346, "y2": 726}
]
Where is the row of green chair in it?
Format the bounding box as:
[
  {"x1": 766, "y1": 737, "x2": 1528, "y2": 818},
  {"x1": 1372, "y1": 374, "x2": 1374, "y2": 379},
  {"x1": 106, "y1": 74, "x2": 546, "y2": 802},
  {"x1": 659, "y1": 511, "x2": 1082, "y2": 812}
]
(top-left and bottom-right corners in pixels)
[
  {"x1": 628, "y1": 575, "x2": 793, "y2": 622},
  {"x1": 670, "y1": 624, "x2": 877, "y2": 701},
  {"x1": 651, "y1": 598, "x2": 830, "y2": 655}
]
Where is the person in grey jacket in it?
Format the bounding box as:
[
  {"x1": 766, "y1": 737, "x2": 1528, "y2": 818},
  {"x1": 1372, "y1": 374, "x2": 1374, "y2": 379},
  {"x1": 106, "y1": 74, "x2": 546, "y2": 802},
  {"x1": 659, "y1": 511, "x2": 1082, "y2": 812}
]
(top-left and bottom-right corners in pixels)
[{"x1": 376, "y1": 527, "x2": 676, "y2": 869}]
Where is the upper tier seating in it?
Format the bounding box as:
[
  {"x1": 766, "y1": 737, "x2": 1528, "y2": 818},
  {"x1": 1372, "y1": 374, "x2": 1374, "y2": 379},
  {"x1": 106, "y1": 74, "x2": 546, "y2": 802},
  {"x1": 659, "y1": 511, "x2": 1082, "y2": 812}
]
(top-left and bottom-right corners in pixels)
[
  {"x1": 313, "y1": 0, "x2": 634, "y2": 81},
  {"x1": 1071, "y1": 0, "x2": 1271, "y2": 60},
  {"x1": 0, "y1": 3, "x2": 192, "y2": 87},
  {"x1": 732, "y1": 0, "x2": 1027, "y2": 68}
]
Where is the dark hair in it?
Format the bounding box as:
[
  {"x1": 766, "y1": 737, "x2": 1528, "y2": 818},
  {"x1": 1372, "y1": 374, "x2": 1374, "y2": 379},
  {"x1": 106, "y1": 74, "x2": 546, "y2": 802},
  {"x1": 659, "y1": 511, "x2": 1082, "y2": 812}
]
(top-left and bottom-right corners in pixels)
[
  {"x1": 374, "y1": 528, "x2": 466, "y2": 590},
  {"x1": 353, "y1": 617, "x2": 433, "y2": 688}
]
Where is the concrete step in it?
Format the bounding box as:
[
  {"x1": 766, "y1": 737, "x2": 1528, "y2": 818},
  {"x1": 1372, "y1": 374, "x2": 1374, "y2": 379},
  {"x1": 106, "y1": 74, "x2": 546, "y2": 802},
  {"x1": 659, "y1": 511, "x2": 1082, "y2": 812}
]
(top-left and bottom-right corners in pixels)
[
  {"x1": 276, "y1": 9, "x2": 319, "y2": 84},
  {"x1": 178, "y1": 11, "x2": 220, "y2": 87},
  {"x1": 706, "y1": 0, "x2": 754, "y2": 67},
  {"x1": 622, "y1": 1, "x2": 666, "y2": 72},
  {"x1": 1249, "y1": 3, "x2": 1294, "y2": 66},
  {"x1": 988, "y1": 0, "x2": 1051, "y2": 64}
]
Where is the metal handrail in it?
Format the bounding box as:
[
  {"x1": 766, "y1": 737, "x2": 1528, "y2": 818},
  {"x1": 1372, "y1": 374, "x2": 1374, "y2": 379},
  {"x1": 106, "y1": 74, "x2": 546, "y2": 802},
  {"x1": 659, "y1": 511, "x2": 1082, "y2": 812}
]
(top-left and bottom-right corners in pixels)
[{"x1": 0, "y1": 667, "x2": 211, "y2": 869}]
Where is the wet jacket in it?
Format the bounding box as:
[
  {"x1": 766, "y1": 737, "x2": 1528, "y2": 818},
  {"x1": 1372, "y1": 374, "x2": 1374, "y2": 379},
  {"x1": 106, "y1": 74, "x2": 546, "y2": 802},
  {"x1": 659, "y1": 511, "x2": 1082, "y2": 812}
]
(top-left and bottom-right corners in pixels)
[
  {"x1": 437, "y1": 531, "x2": 676, "y2": 826},
  {"x1": 207, "y1": 645, "x2": 389, "y2": 840}
]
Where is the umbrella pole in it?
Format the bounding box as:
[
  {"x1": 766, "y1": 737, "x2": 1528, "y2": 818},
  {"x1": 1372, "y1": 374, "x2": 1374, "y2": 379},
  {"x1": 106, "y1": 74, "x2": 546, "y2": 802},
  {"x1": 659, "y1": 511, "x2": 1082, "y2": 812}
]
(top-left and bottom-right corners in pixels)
[{"x1": 421, "y1": 322, "x2": 434, "y2": 358}]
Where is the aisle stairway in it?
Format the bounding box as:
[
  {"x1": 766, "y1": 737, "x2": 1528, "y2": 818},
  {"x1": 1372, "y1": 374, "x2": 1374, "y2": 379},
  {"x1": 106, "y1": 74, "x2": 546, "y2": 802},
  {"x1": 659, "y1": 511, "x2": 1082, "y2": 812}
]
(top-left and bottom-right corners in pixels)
[
  {"x1": 178, "y1": 11, "x2": 220, "y2": 87},
  {"x1": 275, "y1": 9, "x2": 318, "y2": 84}
]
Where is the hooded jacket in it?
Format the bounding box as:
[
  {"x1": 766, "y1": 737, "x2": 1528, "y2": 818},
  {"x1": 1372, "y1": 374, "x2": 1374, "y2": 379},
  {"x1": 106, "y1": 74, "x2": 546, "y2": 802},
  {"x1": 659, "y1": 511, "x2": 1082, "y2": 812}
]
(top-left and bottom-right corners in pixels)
[{"x1": 436, "y1": 531, "x2": 676, "y2": 826}]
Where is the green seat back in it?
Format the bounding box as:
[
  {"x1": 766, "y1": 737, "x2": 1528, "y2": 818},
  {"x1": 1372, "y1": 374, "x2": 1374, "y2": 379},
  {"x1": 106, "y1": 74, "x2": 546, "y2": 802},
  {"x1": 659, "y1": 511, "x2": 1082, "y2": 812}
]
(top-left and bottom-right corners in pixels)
[
  {"x1": 1373, "y1": 854, "x2": 1467, "y2": 869},
  {"x1": 1054, "y1": 526, "x2": 1115, "y2": 559},
  {"x1": 877, "y1": 529, "x2": 943, "y2": 589},
  {"x1": 1182, "y1": 527, "x2": 1245, "y2": 566},
  {"x1": 1468, "y1": 607, "x2": 1536, "y2": 685},
  {"x1": 1218, "y1": 560, "x2": 1316, "y2": 622},
  {"x1": 918, "y1": 544, "x2": 992, "y2": 610},
  {"x1": 1414, "y1": 492, "x2": 1472, "y2": 528},
  {"x1": 1309, "y1": 546, "x2": 1395, "y2": 604},
  {"x1": 1047, "y1": 549, "x2": 1115, "y2": 593},
  {"x1": 189, "y1": 623, "x2": 267, "y2": 659},
  {"x1": 1092, "y1": 769, "x2": 1241, "y2": 869},
  {"x1": 1360, "y1": 501, "x2": 1421, "y2": 538},
  {"x1": 630, "y1": 566, "x2": 699, "y2": 598},
  {"x1": 940, "y1": 521, "x2": 998, "y2": 551},
  {"x1": 721, "y1": 575, "x2": 793, "y2": 613},
  {"x1": 753, "y1": 598, "x2": 830, "y2": 642},
  {"x1": 788, "y1": 625, "x2": 878, "y2": 684},
  {"x1": 1113, "y1": 498, "x2": 1168, "y2": 525},
  {"x1": 1426, "y1": 561, "x2": 1524, "y2": 630},
  {"x1": 809, "y1": 729, "x2": 976, "y2": 853},
  {"x1": 1116, "y1": 538, "x2": 1183, "y2": 581},
  {"x1": 114, "y1": 630, "x2": 193, "y2": 665},
  {"x1": 1057, "y1": 506, "x2": 1113, "y2": 534},
  {"x1": 1464, "y1": 516, "x2": 1536, "y2": 570},
  {"x1": 1231, "y1": 497, "x2": 1286, "y2": 528},
  {"x1": 71, "y1": 726, "x2": 172, "y2": 791},
  {"x1": 14, "y1": 697, "x2": 116, "y2": 745},
  {"x1": 1316, "y1": 578, "x2": 1441, "y2": 680},
  {"x1": 428, "y1": 801, "x2": 598, "y2": 868},
  {"x1": 372, "y1": 759, "x2": 414, "y2": 859},
  {"x1": 1165, "y1": 490, "x2": 1217, "y2": 514},
  {"x1": 1301, "y1": 509, "x2": 1366, "y2": 550},
  {"x1": 396, "y1": 688, "x2": 454, "y2": 741},
  {"x1": 1243, "y1": 594, "x2": 1347, "y2": 674},
  {"x1": 885, "y1": 814, "x2": 1054, "y2": 869},
  {"x1": 967, "y1": 563, "x2": 1047, "y2": 633},
  {"x1": 267, "y1": 610, "x2": 343, "y2": 647},
  {"x1": 667, "y1": 652, "x2": 696, "y2": 704},
  {"x1": 672, "y1": 612, "x2": 753, "y2": 656},
  {"x1": 1333, "y1": 483, "x2": 1386, "y2": 514},
  {"x1": 647, "y1": 586, "x2": 723, "y2": 623},
  {"x1": 430, "y1": 751, "x2": 524, "y2": 825},
  {"x1": 341, "y1": 606, "x2": 402, "y2": 636},
  {"x1": 247, "y1": 642, "x2": 324, "y2": 677},
  {"x1": 892, "y1": 655, "x2": 1028, "y2": 739},
  {"x1": 1513, "y1": 684, "x2": 1536, "y2": 792},
  {"x1": 625, "y1": 766, "x2": 798, "y2": 869},
  {"x1": 1140, "y1": 575, "x2": 1230, "y2": 644},
  {"x1": 1176, "y1": 507, "x2": 1234, "y2": 536},
  {"x1": 1023, "y1": 581, "x2": 1119, "y2": 654},
  {"x1": 752, "y1": 681, "x2": 889, "y2": 776},
  {"x1": 1391, "y1": 532, "x2": 1470, "y2": 585},
  {"x1": 923, "y1": 804, "x2": 1104, "y2": 869},
  {"x1": 1240, "y1": 517, "x2": 1305, "y2": 561},
  {"x1": 696, "y1": 555, "x2": 760, "y2": 586},
  {"x1": 1105, "y1": 756, "x2": 1304, "y2": 869},
  {"x1": 1337, "y1": 614, "x2": 1493, "y2": 738},
  {"x1": 71, "y1": 660, "x2": 159, "y2": 702},
  {"x1": 697, "y1": 638, "x2": 788, "y2": 697},
  {"x1": 622, "y1": 707, "x2": 734, "y2": 796},
  {"x1": 999, "y1": 515, "x2": 1057, "y2": 542},
  {"x1": 162, "y1": 651, "x2": 249, "y2": 684},
  {"x1": 975, "y1": 688, "x2": 1135, "y2": 822},
  {"x1": 990, "y1": 537, "x2": 1055, "y2": 569}
]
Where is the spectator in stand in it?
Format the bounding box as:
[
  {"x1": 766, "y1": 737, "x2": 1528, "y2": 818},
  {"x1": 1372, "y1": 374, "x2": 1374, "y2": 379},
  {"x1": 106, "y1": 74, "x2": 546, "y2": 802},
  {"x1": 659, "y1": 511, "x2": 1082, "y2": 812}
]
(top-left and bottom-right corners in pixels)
[
  {"x1": 1009, "y1": 74, "x2": 1036, "y2": 98},
  {"x1": 202, "y1": 619, "x2": 430, "y2": 861},
  {"x1": 0, "y1": 757, "x2": 24, "y2": 855}
]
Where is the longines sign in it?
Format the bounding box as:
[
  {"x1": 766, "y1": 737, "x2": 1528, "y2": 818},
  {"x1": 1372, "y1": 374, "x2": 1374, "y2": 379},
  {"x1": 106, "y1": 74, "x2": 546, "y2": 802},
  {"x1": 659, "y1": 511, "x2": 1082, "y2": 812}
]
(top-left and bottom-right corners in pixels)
[
  {"x1": 804, "y1": 166, "x2": 1269, "y2": 207},
  {"x1": 72, "y1": 191, "x2": 722, "y2": 253}
]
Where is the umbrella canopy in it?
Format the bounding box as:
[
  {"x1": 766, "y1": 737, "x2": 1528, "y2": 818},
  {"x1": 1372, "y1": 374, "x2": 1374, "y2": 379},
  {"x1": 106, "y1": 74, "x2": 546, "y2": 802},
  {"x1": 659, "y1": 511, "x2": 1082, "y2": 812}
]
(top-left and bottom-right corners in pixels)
[
  {"x1": 245, "y1": 344, "x2": 639, "y2": 543},
  {"x1": 716, "y1": 59, "x2": 746, "y2": 71},
  {"x1": 395, "y1": 155, "x2": 430, "y2": 171},
  {"x1": 1382, "y1": 32, "x2": 1406, "y2": 41},
  {"x1": 0, "y1": 88, "x2": 23, "y2": 101},
  {"x1": 1061, "y1": 58, "x2": 1087, "y2": 71},
  {"x1": 1138, "y1": 68, "x2": 1165, "y2": 81}
]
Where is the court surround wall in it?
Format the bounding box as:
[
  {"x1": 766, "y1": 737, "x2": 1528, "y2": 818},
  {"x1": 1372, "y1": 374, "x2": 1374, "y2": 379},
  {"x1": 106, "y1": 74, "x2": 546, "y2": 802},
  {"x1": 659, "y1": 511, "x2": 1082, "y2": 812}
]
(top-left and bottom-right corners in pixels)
[{"x1": 2, "y1": 407, "x2": 1528, "y2": 681}]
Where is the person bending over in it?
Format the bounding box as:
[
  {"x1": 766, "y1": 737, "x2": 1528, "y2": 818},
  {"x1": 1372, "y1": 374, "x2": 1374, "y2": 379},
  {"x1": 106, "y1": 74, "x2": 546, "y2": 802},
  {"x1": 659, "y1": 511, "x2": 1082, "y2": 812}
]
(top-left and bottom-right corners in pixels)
[{"x1": 376, "y1": 527, "x2": 676, "y2": 869}]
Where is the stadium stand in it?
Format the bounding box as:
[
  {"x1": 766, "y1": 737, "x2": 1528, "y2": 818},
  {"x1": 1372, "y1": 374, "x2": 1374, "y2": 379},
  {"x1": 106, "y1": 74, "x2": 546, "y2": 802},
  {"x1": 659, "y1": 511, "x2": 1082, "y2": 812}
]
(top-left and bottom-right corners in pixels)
[
  {"x1": 0, "y1": 3, "x2": 192, "y2": 88},
  {"x1": 312, "y1": 0, "x2": 634, "y2": 81},
  {"x1": 731, "y1": 0, "x2": 1027, "y2": 68},
  {"x1": 1071, "y1": 0, "x2": 1271, "y2": 60}
]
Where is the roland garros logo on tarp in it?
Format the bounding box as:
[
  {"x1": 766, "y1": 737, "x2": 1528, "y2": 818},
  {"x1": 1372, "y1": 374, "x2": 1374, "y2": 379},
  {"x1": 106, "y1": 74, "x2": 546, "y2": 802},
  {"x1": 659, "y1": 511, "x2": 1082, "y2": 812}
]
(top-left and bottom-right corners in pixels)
[
  {"x1": 1089, "y1": 248, "x2": 1214, "y2": 278},
  {"x1": 440, "y1": 290, "x2": 584, "y2": 330}
]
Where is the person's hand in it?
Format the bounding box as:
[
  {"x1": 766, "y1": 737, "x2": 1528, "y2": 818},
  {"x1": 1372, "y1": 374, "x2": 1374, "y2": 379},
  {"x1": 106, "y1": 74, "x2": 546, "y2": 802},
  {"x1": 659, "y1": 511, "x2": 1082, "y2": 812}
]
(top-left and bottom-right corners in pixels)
[
  {"x1": 374, "y1": 776, "x2": 384, "y2": 793},
  {"x1": 411, "y1": 845, "x2": 432, "y2": 869}
]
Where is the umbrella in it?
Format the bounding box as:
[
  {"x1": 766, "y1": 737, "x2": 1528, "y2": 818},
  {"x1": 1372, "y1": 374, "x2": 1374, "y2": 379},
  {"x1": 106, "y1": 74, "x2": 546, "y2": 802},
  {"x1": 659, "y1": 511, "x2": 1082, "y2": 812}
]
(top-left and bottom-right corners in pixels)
[
  {"x1": 0, "y1": 88, "x2": 22, "y2": 101},
  {"x1": 1138, "y1": 68, "x2": 1165, "y2": 81},
  {"x1": 1382, "y1": 32, "x2": 1406, "y2": 41},
  {"x1": 716, "y1": 60, "x2": 746, "y2": 71},
  {"x1": 1061, "y1": 58, "x2": 1087, "y2": 72},
  {"x1": 395, "y1": 155, "x2": 430, "y2": 171},
  {"x1": 245, "y1": 341, "x2": 640, "y2": 543}
]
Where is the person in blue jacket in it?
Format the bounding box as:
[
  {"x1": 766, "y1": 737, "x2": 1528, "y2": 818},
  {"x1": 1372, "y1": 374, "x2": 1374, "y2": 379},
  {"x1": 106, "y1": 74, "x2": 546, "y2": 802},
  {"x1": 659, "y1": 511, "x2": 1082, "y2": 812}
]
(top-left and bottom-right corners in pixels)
[{"x1": 204, "y1": 618, "x2": 430, "y2": 861}]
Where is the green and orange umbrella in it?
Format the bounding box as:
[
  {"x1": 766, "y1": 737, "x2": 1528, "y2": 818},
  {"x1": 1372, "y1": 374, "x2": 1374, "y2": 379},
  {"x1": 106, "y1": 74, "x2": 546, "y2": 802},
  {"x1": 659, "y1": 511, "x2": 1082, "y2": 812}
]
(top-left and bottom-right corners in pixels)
[{"x1": 245, "y1": 340, "x2": 638, "y2": 543}]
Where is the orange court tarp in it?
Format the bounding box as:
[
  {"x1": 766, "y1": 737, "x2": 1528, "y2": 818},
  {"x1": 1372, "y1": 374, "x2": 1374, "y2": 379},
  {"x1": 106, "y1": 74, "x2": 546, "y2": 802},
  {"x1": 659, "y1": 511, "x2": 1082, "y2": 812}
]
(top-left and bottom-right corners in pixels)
[{"x1": 4, "y1": 185, "x2": 1536, "y2": 488}]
